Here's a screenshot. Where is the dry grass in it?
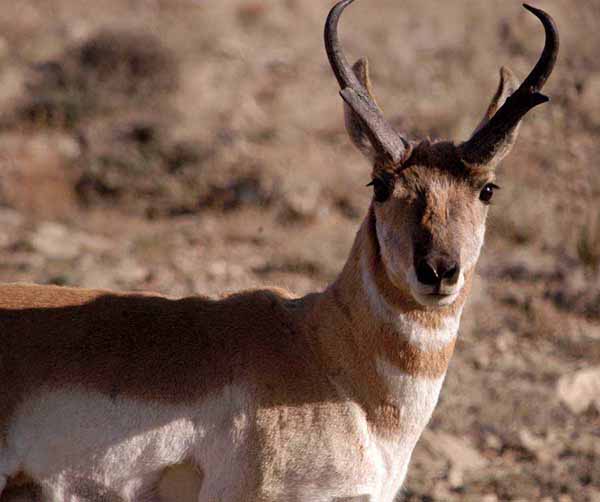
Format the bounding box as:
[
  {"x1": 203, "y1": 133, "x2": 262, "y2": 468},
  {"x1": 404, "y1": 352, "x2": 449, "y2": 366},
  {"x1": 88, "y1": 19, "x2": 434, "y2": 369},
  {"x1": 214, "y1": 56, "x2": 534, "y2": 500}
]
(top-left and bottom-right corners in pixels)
[{"x1": 0, "y1": 0, "x2": 598, "y2": 500}]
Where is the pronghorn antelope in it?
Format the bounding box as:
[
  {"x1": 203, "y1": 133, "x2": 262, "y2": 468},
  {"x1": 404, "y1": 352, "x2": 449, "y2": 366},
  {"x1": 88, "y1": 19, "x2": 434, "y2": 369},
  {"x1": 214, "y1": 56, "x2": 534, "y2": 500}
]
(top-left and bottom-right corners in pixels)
[{"x1": 0, "y1": 1, "x2": 558, "y2": 501}]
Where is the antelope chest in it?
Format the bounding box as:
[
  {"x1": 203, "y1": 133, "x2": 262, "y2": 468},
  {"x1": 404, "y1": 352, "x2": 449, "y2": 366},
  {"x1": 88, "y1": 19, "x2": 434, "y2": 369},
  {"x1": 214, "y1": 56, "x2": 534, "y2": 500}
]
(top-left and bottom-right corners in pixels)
[
  {"x1": 368, "y1": 357, "x2": 448, "y2": 500},
  {"x1": 3, "y1": 380, "x2": 445, "y2": 501},
  {"x1": 252, "y1": 368, "x2": 446, "y2": 502}
]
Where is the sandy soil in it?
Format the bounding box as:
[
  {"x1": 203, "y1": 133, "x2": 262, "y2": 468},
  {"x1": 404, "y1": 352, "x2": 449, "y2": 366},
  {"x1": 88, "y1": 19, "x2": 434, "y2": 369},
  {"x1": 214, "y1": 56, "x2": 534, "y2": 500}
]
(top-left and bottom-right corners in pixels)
[{"x1": 0, "y1": 0, "x2": 599, "y2": 500}]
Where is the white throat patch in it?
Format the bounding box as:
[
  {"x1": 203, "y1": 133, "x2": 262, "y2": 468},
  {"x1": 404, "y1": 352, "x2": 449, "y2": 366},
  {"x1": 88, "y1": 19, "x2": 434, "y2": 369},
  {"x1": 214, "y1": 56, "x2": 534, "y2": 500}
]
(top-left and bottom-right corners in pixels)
[{"x1": 360, "y1": 252, "x2": 463, "y2": 352}]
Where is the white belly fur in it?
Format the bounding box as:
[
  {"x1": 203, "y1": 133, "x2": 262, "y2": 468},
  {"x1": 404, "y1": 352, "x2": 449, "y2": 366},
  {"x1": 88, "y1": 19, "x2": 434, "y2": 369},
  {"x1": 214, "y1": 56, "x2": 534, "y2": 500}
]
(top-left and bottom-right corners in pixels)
[
  {"x1": 1, "y1": 374, "x2": 445, "y2": 501},
  {"x1": 2, "y1": 385, "x2": 248, "y2": 500}
]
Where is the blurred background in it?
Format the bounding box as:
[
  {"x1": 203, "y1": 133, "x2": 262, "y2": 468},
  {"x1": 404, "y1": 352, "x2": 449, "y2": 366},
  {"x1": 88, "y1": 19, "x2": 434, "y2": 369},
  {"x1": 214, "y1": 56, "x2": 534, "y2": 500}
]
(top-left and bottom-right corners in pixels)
[{"x1": 0, "y1": 0, "x2": 598, "y2": 500}]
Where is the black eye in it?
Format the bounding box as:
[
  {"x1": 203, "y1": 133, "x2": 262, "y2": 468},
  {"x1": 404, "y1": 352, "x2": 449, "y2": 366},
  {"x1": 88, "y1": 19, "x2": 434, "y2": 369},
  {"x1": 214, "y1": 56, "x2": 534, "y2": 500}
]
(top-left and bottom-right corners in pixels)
[
  {"x1": 367, "y1": 173, "x2": 395, "y2": 203},
  {"x1": 479, "y1": 183, "x2": 499, "y2": 204}
]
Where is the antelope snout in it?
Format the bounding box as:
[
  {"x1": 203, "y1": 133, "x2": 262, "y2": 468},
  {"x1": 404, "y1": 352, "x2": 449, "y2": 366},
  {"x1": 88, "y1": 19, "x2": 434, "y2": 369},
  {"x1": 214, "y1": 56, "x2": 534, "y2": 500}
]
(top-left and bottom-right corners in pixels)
[
  {"x1": 415, "y1": 256, "x2": 460, "y2": 288},
  {"x1": 408, "y1": 254, "x2": 464, "y2": 307}
]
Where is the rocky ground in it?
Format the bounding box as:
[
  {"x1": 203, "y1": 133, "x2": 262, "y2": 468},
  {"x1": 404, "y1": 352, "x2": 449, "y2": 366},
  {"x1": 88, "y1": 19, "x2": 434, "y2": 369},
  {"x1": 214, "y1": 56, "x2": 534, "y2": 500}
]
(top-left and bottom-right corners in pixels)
[{"x1": 0, "y1": 0, "x2": 599, "y2": 500}]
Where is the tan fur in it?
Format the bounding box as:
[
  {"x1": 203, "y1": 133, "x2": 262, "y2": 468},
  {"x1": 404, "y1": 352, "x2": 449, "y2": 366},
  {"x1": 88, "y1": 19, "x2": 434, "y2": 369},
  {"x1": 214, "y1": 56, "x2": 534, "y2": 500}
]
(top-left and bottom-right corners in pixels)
[
  {"x1": 0, "y1": 284, "x2": 330, "y2": 435},
  {"x1": 0, "y1": 5, "x2": 521, "y2": 497},
  {"x1": 310, "y1": 206, "x2": 470, "y2": 437},
  {"x1": 0, "y1": 136, "x2": 493, "y2": 500},
  {"x1": 0, "y1": 204, "x2": 464, "y2": 433}
]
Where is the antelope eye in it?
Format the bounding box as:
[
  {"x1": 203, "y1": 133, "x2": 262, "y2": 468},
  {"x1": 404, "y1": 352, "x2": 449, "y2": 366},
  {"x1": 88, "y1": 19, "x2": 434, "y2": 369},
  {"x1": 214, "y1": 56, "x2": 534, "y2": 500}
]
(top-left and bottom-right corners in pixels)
[
  {"x1": 479, "y1": 183, "x2": 499, "y2": 204},
  {"x1": 368, "y1": 174, "x2": 395, "y2": 203}
]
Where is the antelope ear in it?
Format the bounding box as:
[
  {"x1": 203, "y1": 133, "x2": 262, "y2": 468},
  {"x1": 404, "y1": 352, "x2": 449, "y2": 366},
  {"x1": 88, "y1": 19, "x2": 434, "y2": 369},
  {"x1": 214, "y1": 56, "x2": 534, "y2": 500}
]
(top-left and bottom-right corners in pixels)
[
  {"x1": 471, "y1": 67, "x2": 520, "y2": 137},
  {"x1": 344, "y1": 58, "x2": 379, "y2": 161}
]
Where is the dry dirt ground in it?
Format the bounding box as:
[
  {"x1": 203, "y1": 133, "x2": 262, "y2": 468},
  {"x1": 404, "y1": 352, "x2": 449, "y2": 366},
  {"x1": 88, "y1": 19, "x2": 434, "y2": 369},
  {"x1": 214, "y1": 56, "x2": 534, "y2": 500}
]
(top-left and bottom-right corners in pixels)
[{"x1": 0, "y1": 0, "x2": 599, "y2": 500}]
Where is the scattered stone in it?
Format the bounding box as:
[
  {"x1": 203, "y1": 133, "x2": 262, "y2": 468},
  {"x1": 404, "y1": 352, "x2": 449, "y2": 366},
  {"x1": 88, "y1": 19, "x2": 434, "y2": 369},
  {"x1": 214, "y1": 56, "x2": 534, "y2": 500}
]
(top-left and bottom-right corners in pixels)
[
  {"x1": 422, "y1": 431, "x2": 488, "y2": 473},
  {"x1": 448, "y1": 466, "x2": 464, "y2": 488},
  {"x1": 481, "y1": 495, "x2": 499, "y2": 502},
  {"x1": 30, "y1": 222, "x2": 81, "y2": 260},
  {"x1": 518, "y1": 429, "x2": 560, "y2": 464},
  {"x1": 30, "y1": 221, "x2": 114, "y2": 262},
  {"x1": 557, "y1": 366, "x2": 600, "y2": 414},
  {"x1": 494, "y1": 333, "x2": 511, "y2": 353},
  {"x1": 431, "y1": 481, "x2": 454, "y2": 501},
  {"x1": 114, "y1": 257, "x2": 150, "y2": 286},
  {"x1": 206, "y1": 260, "x2": 246, "y2": 282},
  {"x1": 483, "y1": 432, "x2": 502, "y2": 451}
]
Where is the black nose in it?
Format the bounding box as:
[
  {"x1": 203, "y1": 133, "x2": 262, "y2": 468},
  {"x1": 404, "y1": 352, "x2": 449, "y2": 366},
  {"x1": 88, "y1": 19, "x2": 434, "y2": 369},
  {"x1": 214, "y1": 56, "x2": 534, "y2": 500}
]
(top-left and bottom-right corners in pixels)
[{"x1": 415, "y1": 257, "x2": 460, "y2": 286}]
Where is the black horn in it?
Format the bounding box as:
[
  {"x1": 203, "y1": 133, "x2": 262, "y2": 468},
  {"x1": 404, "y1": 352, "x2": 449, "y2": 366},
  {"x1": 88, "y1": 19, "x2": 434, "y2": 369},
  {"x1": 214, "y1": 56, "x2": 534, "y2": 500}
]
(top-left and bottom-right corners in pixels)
[
  {"x1": 324, "y1": 0, "x2": 409, "y2": 165},
  {"x1": 459, "y1": 4, "x2": 559, "y2": 167}
]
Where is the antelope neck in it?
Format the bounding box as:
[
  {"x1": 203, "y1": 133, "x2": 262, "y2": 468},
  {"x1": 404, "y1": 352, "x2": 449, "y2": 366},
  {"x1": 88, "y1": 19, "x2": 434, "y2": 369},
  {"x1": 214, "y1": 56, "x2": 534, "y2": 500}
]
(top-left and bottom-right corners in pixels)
[{"x1": 311, "y1": 206, "x2": 469, "y2": 424}]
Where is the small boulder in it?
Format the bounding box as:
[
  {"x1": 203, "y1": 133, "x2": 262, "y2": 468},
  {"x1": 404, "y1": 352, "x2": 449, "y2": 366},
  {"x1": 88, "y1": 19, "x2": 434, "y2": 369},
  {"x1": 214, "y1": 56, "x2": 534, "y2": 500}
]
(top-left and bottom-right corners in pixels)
[{"x1": 557, "y1": 366, "x2": 600, "y2": 414}]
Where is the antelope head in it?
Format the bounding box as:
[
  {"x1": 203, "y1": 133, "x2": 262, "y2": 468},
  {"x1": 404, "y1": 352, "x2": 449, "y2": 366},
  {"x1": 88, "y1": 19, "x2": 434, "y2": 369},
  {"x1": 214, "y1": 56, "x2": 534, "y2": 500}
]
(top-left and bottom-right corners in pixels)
[{"x1": 325, "y1": 0, "x2": 558, "y2": 308}]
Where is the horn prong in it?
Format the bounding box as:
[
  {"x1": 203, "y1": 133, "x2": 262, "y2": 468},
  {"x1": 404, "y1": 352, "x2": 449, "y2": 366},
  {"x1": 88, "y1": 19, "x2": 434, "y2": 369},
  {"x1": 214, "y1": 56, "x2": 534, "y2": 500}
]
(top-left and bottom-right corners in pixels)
[
  {"x1": 460, "y1": 4, "x2": 559, "y2": 166},
  {"x1": 325, "y1": 0, "x2": 409, "y2": 165}
]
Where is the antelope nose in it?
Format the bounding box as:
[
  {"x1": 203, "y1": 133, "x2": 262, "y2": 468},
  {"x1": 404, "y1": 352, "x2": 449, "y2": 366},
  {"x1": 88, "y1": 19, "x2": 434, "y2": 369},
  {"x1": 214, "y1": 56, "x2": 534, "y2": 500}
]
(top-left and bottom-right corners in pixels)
[{"x1": 415, "y1": 258, "x2": 460, "y2": 286}]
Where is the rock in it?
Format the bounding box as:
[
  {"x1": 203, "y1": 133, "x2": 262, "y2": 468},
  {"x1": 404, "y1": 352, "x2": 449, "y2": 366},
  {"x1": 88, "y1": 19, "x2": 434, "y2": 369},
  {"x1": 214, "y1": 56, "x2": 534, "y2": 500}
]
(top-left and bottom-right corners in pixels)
[
  {"x1": 30, "y1": 222, "x2": 113, "y2": 261},
  {"x1": 494, "y1": 333, "x2": 511, "y2": 353},
  {"x1": 30, "y1": 222, "x2": 81, "y2": 260},
  {"x1": 206, "y1": 260, "x2": 246, "y2": 282},
  {"x1": 55, "y1": 135, "x2": 81, "y2": 160},
  {"x1": 483, "y1": 432, "x2": 502, "y2": 451},
  {"x1": 114, "y1": 257, "x2": 150, "y2": 286},
  {"x1": 77, "y1": 256, "x2": 118, "y2": 290},
  {"x1": 77, "y1": 232, "x2": 113, "y2": 254},
  {"x1": 422, "y1": 431, "x2": 488, "y2": 473},
  {"x1": 448, "y1": 465, "x2": 464, "y2": 488},
  {"x1": 206, "y1": 260, "x2": 229, "y2": 280},
  {"x1": 481, "y1": 496, "x2": 499, "y2": 502},
  {"x1": 431, "y1": 481, "x2": 453, "y2": 500},
  {"x1": 518, "y1": 429, "x2": 560, "y2": 464},
  {"x1": 557, "y1": 366, "x2": 600, "y2": 414}
]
